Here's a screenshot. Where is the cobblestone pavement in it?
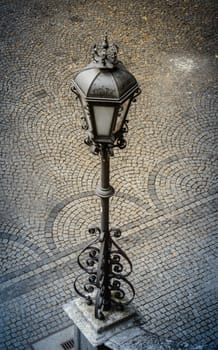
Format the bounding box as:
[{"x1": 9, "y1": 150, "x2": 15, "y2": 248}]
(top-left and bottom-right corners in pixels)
[{"x1": 0, "y1": 0, "x2": 217, "y2": 349}]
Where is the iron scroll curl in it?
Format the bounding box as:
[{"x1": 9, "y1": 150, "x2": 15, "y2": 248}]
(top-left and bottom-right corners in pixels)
[{"x1": 74, "y1": 227, "x2": 135, "y2": 318}]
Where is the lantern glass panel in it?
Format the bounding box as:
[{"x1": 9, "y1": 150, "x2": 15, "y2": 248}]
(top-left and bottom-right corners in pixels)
[
  {"x1": 113, "y1": 99, "x2": 131, "y2": 134},
  {"x1": 93, "y1": 105, "x2": 115, "y2": 136}
]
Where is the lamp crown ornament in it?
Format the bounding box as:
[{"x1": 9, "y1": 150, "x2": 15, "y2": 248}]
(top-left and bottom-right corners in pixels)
[{"x1": 92, "y1": 33, "x2": 119, "y2": 69}]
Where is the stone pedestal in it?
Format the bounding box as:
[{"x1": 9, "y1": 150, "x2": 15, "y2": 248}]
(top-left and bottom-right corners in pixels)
[{"x1": 63, "y1": 298, "x2": 137, "y2": 350}]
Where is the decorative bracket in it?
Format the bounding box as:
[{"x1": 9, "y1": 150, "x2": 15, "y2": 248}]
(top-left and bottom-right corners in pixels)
[{"x1": 74, "y1": 227, "x2": 135, "y2": 320}]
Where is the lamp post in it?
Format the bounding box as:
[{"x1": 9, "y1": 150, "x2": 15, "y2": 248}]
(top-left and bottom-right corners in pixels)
[{"x1": 72, "y1": 34, "x2": 141, "y2": 321}]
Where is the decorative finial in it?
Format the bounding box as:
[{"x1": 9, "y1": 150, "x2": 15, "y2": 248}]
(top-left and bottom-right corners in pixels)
[
  {"x1": 102, "y1": 32, "x2": 109, "y2": 50},
  {"x1": 92, "y1": 34, "x2": 119, "y2": 69}
]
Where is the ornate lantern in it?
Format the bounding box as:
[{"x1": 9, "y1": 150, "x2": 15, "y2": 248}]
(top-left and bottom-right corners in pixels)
[{"x1": 72, "y1": 35, "x2": 141, "y2": 153}]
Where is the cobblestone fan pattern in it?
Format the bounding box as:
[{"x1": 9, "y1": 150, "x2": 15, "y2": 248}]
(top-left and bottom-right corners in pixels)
[{"x1": 0, "y1": 0, "x2": 217, "y2": 349}]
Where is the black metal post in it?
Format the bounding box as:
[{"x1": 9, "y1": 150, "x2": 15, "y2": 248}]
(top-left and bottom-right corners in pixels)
[
  {"x1": 95, "y1": 145, "x2": 114, "y2": 319},
  {"x1": 74, "y1": 148, "x2": 135, "y2": 321}
]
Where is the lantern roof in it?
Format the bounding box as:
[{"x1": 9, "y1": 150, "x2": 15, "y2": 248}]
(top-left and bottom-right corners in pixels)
[{"x1": 72, "y1": 34, "x2": 139, "y2": 103}]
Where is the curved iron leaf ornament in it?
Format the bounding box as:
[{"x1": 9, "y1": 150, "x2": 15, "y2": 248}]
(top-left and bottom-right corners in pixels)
[{"x1": 74, "y1": 227, "x2": 135, "y2": 319}]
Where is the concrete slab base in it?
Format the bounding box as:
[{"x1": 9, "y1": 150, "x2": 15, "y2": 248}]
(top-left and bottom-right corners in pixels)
[{"x1": 63, "y1": 298, "x2": 137, "y2": 347}]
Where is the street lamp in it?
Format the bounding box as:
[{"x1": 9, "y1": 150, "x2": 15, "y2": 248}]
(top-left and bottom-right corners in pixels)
[{"x1": 72, "y1": 34, "x2": 141, "y2": 320}]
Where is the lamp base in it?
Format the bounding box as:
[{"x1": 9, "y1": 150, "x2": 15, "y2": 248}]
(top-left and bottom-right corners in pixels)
[{"x1": 63, "y1": 298, "x2": 136, "y2": 348}]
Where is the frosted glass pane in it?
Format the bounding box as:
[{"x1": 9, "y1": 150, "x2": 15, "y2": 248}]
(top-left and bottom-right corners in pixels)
[{"x1": 93, "y1": 106, "x2": 115, "y2": 136}]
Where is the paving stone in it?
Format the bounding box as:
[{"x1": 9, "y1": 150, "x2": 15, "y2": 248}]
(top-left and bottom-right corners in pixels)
[{"x1": 0, "y1": 0, "x2": 217, "y2": 349}]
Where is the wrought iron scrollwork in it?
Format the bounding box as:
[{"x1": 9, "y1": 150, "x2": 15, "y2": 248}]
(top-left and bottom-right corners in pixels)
[{"x1": 74, "y1": 226, "x2": 135, "y2": 319}]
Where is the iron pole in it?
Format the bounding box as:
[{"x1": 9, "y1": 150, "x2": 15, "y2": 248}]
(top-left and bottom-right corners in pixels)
[{"x1": 95, "y1": 145, "x2": 114, "y2": 319}]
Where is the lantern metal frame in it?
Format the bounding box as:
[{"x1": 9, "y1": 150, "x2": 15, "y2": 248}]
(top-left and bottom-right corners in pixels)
[{"x1": 72, "y1": 35, "x2": 141, "y2": 154}]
